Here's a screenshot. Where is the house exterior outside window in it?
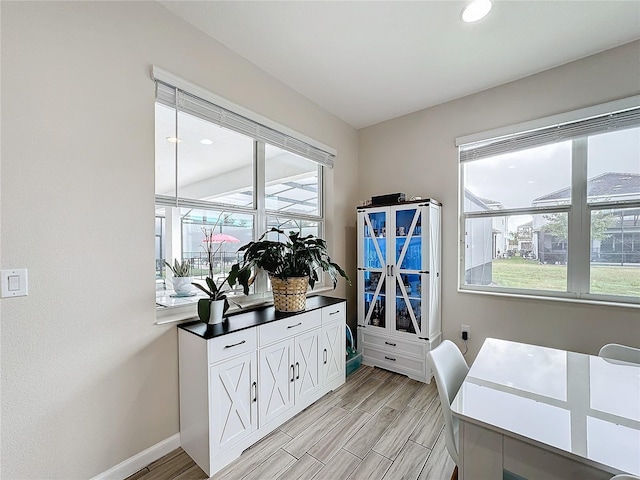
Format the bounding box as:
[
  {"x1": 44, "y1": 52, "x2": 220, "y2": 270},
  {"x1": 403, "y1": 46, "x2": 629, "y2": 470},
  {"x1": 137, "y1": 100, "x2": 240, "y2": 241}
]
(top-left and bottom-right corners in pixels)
[
  {"x1": 458, "y1": 97, "x2": 640, "y2": 305},
  {"x1": 532, "y1": 173, "x2": 640, "y2": 266}
]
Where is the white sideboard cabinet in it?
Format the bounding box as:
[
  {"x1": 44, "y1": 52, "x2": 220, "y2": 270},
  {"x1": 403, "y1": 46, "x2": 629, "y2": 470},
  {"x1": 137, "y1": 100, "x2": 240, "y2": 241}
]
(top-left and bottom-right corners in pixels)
[
  {"x1": 178, "y1": 296, "x2": 346, "y2": 477},
  {"x1": 356, "y1": 199, "x2": 442, "y2": 382}
]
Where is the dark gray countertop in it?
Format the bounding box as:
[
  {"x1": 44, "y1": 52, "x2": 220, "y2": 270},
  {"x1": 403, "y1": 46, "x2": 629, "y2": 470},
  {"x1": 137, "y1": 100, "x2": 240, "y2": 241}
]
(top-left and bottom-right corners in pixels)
[{"x1": 178, "y1": 295, "x2": 346, "y2": 340}]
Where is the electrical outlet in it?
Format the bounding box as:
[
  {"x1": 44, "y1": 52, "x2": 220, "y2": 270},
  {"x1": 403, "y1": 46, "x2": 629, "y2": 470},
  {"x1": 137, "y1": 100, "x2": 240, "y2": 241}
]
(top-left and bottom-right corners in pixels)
[{"x1": 461, "y1": 325, "x2": 470, "y2": 340}]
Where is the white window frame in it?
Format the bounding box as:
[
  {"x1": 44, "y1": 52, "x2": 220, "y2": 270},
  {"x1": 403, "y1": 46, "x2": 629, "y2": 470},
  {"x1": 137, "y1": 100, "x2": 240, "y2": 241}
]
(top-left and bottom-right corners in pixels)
[
  {"x1": 154, "y1": 69, "x2": 336, "y2": 322},
  {"x1": 457, "y1": 96, "x2": 640, "y2": 308}
]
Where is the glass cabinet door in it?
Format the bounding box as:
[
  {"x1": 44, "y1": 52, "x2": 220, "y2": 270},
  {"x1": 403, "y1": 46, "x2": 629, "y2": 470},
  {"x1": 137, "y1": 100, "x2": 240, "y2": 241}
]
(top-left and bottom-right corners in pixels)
[
  {"x1": 364, "y1": 271, "x2": 387, "y2": 329},
  {"x1": 393, "y1": 207, "x2": 424, "y2": 337},
  {"x1": 361, "y1": 210, "x2": 388, "y2": 330}
]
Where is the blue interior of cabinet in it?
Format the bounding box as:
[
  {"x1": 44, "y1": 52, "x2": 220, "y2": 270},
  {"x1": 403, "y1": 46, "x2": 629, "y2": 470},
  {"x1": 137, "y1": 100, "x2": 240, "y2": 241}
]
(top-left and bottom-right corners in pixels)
[
  {"x1": 364, "y1": 211, "x2": 387, "y2": 238},
  {"x1": 364, "y1": 291, "x2": 386, "y2": 328},
  {"x1": 395, "y1": 208, "x2": 419, "y2": 230},
  {"x1": 364, "y1": 271, "x2": 385, "y2": 293},
  {"x1": 364, "y1": 237, "x2": 386, "y2": 268},
  {"x1": 394, "y1": 294, "x2": 421, "y2": 334},
  {"x1": 396, "y1": 237, "x2": 421, "y2": 270}
]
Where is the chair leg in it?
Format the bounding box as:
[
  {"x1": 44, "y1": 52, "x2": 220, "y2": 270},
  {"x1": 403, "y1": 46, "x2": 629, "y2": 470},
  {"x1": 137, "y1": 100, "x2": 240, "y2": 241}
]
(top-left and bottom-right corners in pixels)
[{"x1": 450, "y1": 465, "x2": 458, "y2": 480}]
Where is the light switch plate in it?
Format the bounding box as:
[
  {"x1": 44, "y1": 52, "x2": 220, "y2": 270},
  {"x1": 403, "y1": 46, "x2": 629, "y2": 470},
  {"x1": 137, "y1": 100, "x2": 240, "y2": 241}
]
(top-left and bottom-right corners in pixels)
[{"x1": 1, "y1": 269, "x2": 28, "y2": 297}]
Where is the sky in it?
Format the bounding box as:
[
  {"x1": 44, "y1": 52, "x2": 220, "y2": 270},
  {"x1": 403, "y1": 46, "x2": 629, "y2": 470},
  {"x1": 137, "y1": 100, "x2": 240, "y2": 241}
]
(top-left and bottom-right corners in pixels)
[{"x1": 464, "y1": 127, "x2": 640, "y2": 229}]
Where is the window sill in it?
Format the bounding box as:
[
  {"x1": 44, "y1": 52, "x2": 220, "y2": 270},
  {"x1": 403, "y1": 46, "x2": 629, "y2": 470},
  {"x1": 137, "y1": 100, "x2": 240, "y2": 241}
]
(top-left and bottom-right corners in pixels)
[
  {"x1": 155, "y1": 285, "x2": 337, "y2": 325},
  {"x1": 458, "y1": 286, "x2": 640, "y2": 309}
]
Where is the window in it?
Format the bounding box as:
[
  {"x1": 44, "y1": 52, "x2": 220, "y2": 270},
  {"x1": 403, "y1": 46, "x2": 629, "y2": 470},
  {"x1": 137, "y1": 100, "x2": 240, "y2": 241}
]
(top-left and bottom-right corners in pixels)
[
  {"x1": 265, "y1": 145, "x2": 321, "y2": 216},
  {"x1": 458, "y1": 97, "x2": 640, "y2": 305},
  {"x1": 154, "y1": 70, "x2": 335, "y2": 310}
]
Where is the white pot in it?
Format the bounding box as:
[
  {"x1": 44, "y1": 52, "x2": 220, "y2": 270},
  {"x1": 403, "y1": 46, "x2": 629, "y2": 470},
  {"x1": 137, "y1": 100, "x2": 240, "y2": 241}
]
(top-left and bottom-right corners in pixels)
[
  {"x1": 209, "y1": 299, "x2": 226, "y2": 324},
  {"x1": 172, "y1": 276, "x2": 193, "y2": 295}
]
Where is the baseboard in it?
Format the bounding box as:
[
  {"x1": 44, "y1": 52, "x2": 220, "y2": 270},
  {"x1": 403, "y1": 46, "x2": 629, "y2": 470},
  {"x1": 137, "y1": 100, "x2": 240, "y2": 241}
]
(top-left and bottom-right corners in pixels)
[{"x1": 91, "y1": 433, "x2": 181, "y2": 480}]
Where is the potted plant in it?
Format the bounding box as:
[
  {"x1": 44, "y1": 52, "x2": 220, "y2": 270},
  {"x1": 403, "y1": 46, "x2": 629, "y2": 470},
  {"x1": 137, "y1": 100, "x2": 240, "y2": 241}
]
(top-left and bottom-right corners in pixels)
[
  {"x1": 164, "y1": 259, "x2": 193, "y2": 295},
  {"x1": 192, "y1": 268, "x2": 243, "y2": 324},
  {"x1": 231, "y1": 228, "x2": 350, "y2": 312},
  {"x1": 192, "y1": 226, "x2": 246, "y2": 324}
]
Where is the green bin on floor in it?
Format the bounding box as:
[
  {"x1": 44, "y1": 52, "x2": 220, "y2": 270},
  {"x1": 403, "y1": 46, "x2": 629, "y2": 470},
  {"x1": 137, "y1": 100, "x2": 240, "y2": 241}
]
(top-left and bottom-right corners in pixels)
[{"x1": 346, "y1": 351, "x2": 362, "y2": 376}]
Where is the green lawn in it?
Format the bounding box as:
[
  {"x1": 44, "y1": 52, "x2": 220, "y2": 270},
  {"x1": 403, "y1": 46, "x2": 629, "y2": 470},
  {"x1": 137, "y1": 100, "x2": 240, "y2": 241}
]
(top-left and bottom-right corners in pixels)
[{"x1": 492, "y1": 257, "x2": 640, "y2": 297}]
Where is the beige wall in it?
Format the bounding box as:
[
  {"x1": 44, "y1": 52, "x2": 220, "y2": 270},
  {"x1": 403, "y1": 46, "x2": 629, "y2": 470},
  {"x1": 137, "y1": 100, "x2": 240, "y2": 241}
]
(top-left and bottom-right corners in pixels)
[
  {"x1": 2, "y1": 2, "x2": 638, "y2": 477},
  {"x1": 0, "y1": 2, "x2": 358, "y2": 478},
  {"x1": 359, "y1": 40, "x2": 640, "y2": 362}
]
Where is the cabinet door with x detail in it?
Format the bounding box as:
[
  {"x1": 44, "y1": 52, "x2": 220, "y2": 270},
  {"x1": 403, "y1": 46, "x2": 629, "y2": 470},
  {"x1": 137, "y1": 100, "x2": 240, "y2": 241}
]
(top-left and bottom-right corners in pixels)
[
  {"x1": 294, "y1": 329, "x2": 321, "y2": 406},
  {"x1": 210, "y1": 352, "x2": 258, "y2": 453},
  {"x1": 258, "y1": 339, "x2": 295, "y2": 428}
]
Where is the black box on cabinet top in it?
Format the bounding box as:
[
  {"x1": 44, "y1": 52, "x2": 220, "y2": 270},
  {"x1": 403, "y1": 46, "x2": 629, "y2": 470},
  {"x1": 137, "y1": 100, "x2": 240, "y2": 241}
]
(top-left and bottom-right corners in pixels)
[{"x1": 371, "y1": 192, "x2": 406, "y2": 206}]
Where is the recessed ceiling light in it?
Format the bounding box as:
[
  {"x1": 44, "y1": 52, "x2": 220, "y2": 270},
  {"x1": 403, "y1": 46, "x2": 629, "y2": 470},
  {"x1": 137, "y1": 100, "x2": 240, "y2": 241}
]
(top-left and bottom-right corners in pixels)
[
  {"x1": 166, "y1": 136, "x2": 181, "y2": 143},
  {"x1": 461, "y1": 0, "x2": 492, "y2": 23},
  {"x1": 200, "y1": 139, "x2": 213, "y2": 145}
]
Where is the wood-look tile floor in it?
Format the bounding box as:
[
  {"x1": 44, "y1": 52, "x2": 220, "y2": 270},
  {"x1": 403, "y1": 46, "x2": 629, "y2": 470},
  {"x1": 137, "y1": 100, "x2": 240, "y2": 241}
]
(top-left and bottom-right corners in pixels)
[{"x1": 127, "y1": 365, "x2": 455, "y2": 480}]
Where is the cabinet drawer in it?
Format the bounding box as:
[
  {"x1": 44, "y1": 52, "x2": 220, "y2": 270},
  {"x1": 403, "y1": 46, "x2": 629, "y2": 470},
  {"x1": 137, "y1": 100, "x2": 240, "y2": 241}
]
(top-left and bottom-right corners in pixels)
[
  {"x1": 208, "y1": 329, "x2": 258, "y2": 364},
  {"x1": 259, "y1": 310, "x2": 321, "y2": 346},
  {"x1": 322, "y1": 302, "x2": 345, "y2": 324},
  {"x1": 363, "y1": 345, "x2": 425, "y2": 374},
  {"x1": 363, "y1": 333, "x2": 424, "y2": 358}
]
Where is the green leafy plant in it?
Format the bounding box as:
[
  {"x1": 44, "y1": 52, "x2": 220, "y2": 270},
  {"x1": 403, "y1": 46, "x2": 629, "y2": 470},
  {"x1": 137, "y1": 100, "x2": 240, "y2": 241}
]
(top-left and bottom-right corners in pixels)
[
  {"x1": 192, "y1": 265, "x2": 243, "y2": 302},
  {"x1": 192, "y1": 222, "x2": 246, "y2": 318},
  {"x1": 230, "y1": 228, "x2": 350, "y2": 295},
  {"x1": 165, "y1": 259, "x2": 191, "y2": 277},
  {"x1": 191, "y1": 270, "x2": 243, "y2": 317}
]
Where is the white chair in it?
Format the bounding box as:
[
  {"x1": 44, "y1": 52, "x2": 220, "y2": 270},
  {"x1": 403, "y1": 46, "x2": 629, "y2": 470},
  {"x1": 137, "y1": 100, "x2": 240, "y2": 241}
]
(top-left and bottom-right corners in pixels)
[
  {"x1": 598, "y1": 343, "x2": 640, "y2": 365},
  {"x1": 427, "y1": 340, "x2": 469, "y2": 469}
]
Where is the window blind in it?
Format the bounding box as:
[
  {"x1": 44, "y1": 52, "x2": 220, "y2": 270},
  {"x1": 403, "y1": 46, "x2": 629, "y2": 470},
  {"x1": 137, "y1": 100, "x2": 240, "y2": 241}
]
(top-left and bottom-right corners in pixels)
[
  {"x1": 156, "y1": 81, "x2": 335, "y2": 168},
  {"x1": 459, "y1": 105, "x2": 640, "y2": 163}
]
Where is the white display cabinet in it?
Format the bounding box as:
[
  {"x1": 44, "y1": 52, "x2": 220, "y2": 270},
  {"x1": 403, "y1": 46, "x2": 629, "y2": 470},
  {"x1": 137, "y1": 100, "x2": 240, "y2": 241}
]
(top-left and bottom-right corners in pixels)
[{"x1": 356, "y1": 199, "x2": 442, "y2": 382}]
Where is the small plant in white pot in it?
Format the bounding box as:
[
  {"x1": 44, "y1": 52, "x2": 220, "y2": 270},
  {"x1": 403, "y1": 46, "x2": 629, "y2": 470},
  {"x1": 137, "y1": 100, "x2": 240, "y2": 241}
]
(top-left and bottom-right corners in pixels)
[
  {"x1": 192, "y1": 226, "x2": 248, "y2": 324},
  {"x1": 192, "y1": 267, "x2": 245, "y2": 324},
  {"x1": 165, "y1": 259, "x2": 193, "y2": 295}
]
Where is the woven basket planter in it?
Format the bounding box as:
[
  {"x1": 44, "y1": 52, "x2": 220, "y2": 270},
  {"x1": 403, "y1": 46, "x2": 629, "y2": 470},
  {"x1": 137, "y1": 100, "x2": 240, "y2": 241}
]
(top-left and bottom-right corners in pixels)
[{"x1": 270, "y1": 276, "x2": 309, "y2": 312}]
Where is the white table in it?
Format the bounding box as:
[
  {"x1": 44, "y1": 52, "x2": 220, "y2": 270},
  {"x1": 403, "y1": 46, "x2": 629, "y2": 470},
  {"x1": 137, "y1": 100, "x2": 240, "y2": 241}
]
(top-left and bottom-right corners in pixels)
[{"x1": 451, "y1": 338, "x2": 640, "y2": 480}]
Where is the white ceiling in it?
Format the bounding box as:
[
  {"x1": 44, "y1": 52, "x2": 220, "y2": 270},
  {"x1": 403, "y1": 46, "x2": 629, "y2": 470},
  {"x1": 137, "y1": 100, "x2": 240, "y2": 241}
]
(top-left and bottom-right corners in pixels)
[{"x1": 160, "y1": 1, "x2": 640, "y2": 129}]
